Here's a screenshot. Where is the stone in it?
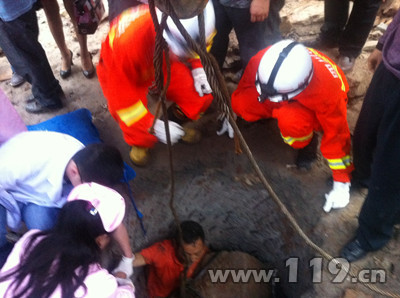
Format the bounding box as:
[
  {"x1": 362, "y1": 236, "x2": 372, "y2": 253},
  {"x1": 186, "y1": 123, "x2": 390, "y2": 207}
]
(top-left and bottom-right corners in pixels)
[{"x1": 363, "y1": 40, "x2": 379, "y2": 52}]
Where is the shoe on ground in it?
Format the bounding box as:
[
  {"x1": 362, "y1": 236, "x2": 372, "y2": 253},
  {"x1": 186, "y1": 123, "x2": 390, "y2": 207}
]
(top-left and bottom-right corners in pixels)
[
  {"x1": 181, "y1": 126, "x2": 201, "y2": 144},
  {"x1": 340, "y1": 238, "x2": 368, "y2": 262},
  {"x1": 25, "y1": 98, "x2": 62, "y2": 114},
  {"x1": 130, "y1": 146, "x2": 150, "y2": 167},
  {"x1": 10, "y1": 73, "x2": 25, "y2": 87},
  {"x1": 302, "y1": 36, "x2": 338, "y2": 50},
  {"x1": 60, "y1": 50, "x2": 74, "y2": 79},
  {"x1": 82, "y1": 53, "x2": 95, "y2": 79},
  {"x1": 26, "y1": 94, "x2": 36, "y2": 103},
  {"x1": 338, "y1": 56, "x2": 355, "y2": 73}
]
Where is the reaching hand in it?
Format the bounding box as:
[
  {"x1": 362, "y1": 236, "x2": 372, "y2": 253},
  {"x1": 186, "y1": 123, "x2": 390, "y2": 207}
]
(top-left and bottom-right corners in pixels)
[
  {"x1": 112, "y1": 255, "x2": 135, "y2": 279},
  {"x1": 191, "y1": 68, "x2": 212, "y2": 97}
]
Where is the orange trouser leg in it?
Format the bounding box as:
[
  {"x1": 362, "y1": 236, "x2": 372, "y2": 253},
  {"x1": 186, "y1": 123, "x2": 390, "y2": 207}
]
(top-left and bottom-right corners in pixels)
[
  {"x1": 166, "y1": 62, "x2": 213, "y2": 120},
  {"x1": 232, "y1": 88, "x2": 274, "y2": 122},
  {"x1": 272, "y1": 102, "x2": 321, "y2": 149}
]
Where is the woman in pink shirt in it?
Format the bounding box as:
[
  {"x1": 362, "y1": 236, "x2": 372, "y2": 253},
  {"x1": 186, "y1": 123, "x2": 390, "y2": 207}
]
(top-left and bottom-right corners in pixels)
[{"x1": 0, "y1": 183, "x2": 135, "y2": 298}]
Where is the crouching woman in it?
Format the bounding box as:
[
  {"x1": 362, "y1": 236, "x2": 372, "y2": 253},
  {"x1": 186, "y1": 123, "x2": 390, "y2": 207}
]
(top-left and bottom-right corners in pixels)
[{"x1": 0, "y1": 182, "x2": 135, "y2": 298}]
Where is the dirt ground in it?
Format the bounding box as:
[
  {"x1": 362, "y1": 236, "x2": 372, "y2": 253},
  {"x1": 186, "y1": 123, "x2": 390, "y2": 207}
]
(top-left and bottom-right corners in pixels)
[{"x1": 1, "y1": 0, "x2": 400, "y2": 297}]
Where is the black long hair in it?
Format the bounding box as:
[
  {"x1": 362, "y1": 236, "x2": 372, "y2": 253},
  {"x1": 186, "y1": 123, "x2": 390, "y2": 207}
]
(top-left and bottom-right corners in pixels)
[{"x1": 0, "y1": 200, "x2": 107, "y2": 298}]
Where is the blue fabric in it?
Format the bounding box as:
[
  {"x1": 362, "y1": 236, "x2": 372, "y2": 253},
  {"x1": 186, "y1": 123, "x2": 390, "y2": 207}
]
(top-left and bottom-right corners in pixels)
[
  {"x1": 27, "y1": 108, "x2": 136, "y2": 181},
  {"x1": 0, "y1": 0, "x2": 36, "y2": 22},
  {"x1": 27, "y1": 108, "x2": 101, "y2": 146}
]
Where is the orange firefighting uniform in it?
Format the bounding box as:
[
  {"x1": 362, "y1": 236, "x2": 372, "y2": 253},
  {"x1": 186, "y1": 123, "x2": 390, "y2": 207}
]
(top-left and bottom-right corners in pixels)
[
  {"x1": 140, "y1": 239, "x2": 206, "y2": 298},
  {"x1": 232, "y1": 47, "x2": 353, "y2": 182},
  {"x1": 97, "y1": 5, "x2": 213, "y2": 148}
]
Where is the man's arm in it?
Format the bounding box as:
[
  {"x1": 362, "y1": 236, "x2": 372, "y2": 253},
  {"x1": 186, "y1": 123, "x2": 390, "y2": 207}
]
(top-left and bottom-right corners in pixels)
[
  {"x1": 112, "y1": 224, "x2": 134, "y2": 258},
  {"x1": 132, "y1": 252, "x2": 147, "y2": 267},
  {"x1": 111, "y1": 223, "x2": 135, "y2": 279}
]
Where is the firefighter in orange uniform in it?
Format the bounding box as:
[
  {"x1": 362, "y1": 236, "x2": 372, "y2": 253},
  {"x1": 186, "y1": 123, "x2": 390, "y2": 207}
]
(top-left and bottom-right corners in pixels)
[
  {"x1": 97, "y1": 2, "x2": 215, "y2": 166},
  {"x1": 231, "y1": 39, "x2": 354, "y2": 212}
]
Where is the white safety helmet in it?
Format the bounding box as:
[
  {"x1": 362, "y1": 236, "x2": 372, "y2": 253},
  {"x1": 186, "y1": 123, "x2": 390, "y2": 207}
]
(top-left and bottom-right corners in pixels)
[
  {"x1": 256, "y1": 39, "x2": 314, "y2": 103},
  {"x1": 156, "y1": 0, "x2": 215, "y2": 58}
]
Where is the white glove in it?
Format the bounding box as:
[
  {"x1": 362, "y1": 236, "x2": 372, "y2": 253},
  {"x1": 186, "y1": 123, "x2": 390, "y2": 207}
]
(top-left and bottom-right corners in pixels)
[
  {"x1": 323, "y1": 182, "x2": 351, "y2": 212},
  {"x1": 153, "y1": 119, "x2": 185, "y2": 145},
  {"x1": 191, "y1": 68, "x2": 212, "y2": 97},
  {"x1": 216, "y1": 116, "x2": 234, "y2": 138},
  {"x1": 113, "y1": 255, "x2": 135, "y2": 278}
]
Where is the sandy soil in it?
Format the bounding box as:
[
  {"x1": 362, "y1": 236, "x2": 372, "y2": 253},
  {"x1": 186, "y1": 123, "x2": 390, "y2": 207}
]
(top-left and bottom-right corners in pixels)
[{"x1": 0, "y1": 1, "x2": 399, "y2": 297}]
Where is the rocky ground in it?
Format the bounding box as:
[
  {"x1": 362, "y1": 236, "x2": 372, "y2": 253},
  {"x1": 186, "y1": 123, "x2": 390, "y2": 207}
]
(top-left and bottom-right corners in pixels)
[{"x1": 1, "y1": 0, "x2": 400, "y2": 297}]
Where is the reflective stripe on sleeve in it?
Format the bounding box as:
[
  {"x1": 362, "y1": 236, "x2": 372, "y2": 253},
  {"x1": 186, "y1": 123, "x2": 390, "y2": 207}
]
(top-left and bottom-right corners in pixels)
[{"x1": 116, "y1": 101, "x2": 148, "y2": 126}]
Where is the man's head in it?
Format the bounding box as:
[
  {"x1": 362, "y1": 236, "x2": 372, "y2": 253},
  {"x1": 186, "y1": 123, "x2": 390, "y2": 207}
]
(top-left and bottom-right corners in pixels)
[
  {"x1": 65, "y1": 143, "x2": 124, "y2": 187},
  {"x1": 179, "y1": 220, "x2": 207, "y2": 263}
]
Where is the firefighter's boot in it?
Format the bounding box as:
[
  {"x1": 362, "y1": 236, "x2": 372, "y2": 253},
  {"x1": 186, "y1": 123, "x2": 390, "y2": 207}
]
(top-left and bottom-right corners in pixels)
[
  {"x1": 296, "y1": 134, "x2": 319, "y2": 171},
  {"x1": 181, "y1": 126, "x2": 201, "y2": 144},
  {"x1": 130, "y1": 145, "x2": 150, "y2": 167}
]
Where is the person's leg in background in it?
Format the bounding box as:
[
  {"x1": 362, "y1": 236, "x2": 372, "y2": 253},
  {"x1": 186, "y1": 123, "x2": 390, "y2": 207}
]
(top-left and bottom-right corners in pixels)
[
  {"x1": 351, "y1": 63, "x2": 386, "y2": 187},
  {"x1": 263, "y1": 0, "x2": 284, "y2": 44},
  {"x1": 337, "y1": 0, "x2": 381, "y2": 71},
  {"x1": 62, "y1": 0, "x2": 95, "y2": 78},
  {"x1": 320, "y1": 0, "x2": 348, "y2": 45},
  {"x1": 304, "y1": 0, "x2": 348, "y2": 49},
  {"x1": 209, "y1": 0, "x2": 233, "y2": 69},
  {"x1": 356, "y1": 63, "x2": 400, "y2": 252},
  {"x1": 107, "y1": 0, "x2": 141, "y2": 24},
  {"x1": 41, "y1": 0, "x2": 73, "y2": 79},
  {"x1": 341, "y1": 63, "x2": 400, "y2": 262},
  {"x1": 0, "y1": 8, "x2": 63, "y2": 113},
  {"x1": 9, "y1": 64, "x2": 25, "y2": 87},
  {"x1": 233, "y1": 0, "x2": 283, "y2": 70}
]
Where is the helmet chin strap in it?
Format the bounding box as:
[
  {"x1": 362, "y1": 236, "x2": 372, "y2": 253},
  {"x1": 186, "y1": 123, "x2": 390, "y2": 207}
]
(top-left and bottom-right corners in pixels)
[
  {"x1": 257, "y1": 41, "x2": 299, "y2": 103},
  {"x1": 267, "y1": 66, "x2": 314, "y2": 103}
]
